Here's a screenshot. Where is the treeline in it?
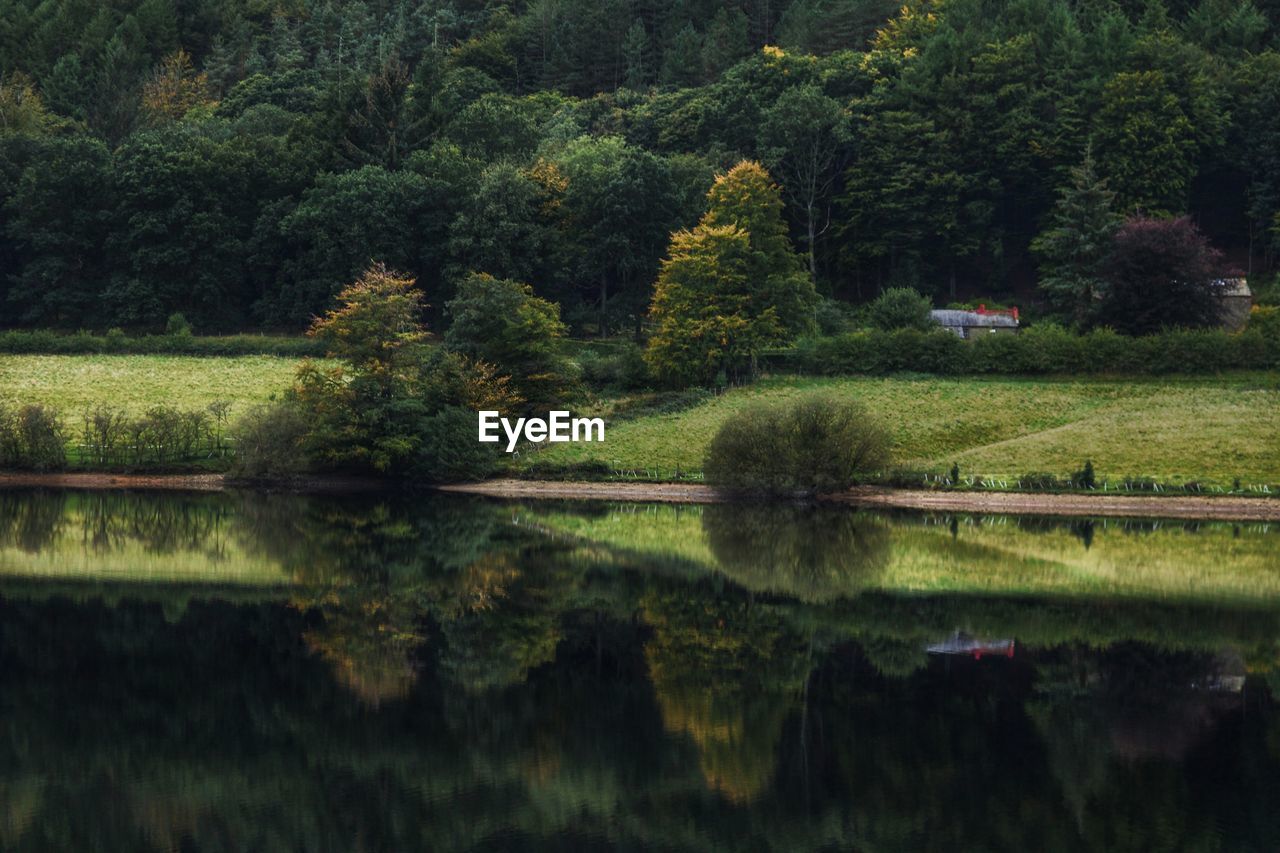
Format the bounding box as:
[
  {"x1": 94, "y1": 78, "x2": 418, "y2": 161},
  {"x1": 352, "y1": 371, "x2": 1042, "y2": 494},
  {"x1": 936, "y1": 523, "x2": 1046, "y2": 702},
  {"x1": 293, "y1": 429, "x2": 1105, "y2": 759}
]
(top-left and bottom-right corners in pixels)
[{"x1": 2, "y1": 0, "x2": 1280, "y2": 333}]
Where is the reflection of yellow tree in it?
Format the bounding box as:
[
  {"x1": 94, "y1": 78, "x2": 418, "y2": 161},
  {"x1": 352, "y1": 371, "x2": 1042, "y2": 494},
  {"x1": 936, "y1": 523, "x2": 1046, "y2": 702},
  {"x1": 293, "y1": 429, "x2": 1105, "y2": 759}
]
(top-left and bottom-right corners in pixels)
[
  {"x1": 702, "y1": 505, "x2": 890, "y2": 602},
  {"x1": 641, "y1": 586, "x2": 808, "y2": 802},
  {"x1": 437, "y1": 553, "x2": 566, "y2": 694},
  {"x1": 301, "y1": 596, "x2": 421, "y2": 707}
]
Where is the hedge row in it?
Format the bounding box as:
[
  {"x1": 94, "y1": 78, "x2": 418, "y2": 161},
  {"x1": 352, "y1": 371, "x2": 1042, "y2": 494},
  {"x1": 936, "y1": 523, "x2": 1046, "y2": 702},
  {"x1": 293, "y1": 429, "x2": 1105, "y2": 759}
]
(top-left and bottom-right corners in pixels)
[
  {"x1": 0, "y1": 401, "x2": 235, "y2": 471},
  {"x1": 0, "y1": 330, "x2": 325, "y2": 357},
  {"x1": 770, "y1": 324, "x2": 1280, "y2": 376}
]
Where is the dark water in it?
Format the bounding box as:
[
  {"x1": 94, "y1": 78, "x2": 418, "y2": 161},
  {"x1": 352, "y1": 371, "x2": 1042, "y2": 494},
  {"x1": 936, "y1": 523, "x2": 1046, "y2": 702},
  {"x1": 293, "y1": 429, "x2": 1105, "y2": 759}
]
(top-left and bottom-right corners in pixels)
[{"x1": 0, "y1": 489, "x2": 1278, "y2": 852}]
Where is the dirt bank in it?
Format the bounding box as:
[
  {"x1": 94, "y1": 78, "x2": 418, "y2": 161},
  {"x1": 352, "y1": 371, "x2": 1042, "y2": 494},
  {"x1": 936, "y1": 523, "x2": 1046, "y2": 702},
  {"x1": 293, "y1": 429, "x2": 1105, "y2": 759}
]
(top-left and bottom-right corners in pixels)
[
  {"x1": 4, "y1": 473, "x2": 1277, "y2": 520},
  {"x1": 438, "y1": 479, "x2": 723, "y2": 503},
  {"x1": 442, "y1": 479, "x2": 1280, "y2": 521},
  {"x1": 0, "y1": 472, "x2": 228, "y2": 491},
  {"x1": 828, "y1": 486, "x2": 1280, "y2": 522}
]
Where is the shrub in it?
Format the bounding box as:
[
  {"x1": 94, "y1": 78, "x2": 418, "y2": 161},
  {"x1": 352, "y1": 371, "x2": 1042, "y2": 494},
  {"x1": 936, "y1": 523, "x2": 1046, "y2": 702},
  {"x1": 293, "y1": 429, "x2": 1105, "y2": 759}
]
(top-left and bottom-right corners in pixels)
[
  {"x1": 517, "y1": 459, "x2": 613, "y2": 480},
  {"x1": 1119, "y1": 476, "x2": 1160, "y2": 492},
  {"x1": 412, "y1": 406, "x2": 502, "y2": 483},
  {"x1": 0, "y1": 404, "x2": 66, "y2": 471},
  {"x1": 577, "y1": 341, "x2": 651, "y2": 391},
  {"x1": 1071, "y1": 460, "x2": 1096, "y2": 489},
  {"x1": 867, "y1": 287, "x2": 934, "y2": 332},
  {"x1": 704, "y1": 394, "x2": 891, "y2": 497},
  {"x1": 228, "y1": 402, "x2": 312, "y2": 480},
  {"x1": 165, "y1": 312, "x2": 193, "y2": 337},
  {"x1": 815, "y1": 298, "x2": 860, "y2": 334},
  {"x1": 1018, "y1": 472, "x2": 1061, "y2": 490},
  {"x1": 81, "y1": 405, "x2": 129, "y2": 466}
]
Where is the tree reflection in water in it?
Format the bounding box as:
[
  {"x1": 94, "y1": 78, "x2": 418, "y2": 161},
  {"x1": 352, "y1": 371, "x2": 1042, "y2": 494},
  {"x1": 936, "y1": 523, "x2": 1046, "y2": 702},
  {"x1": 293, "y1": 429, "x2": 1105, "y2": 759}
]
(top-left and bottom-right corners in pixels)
[
  {"x1": 701, "y1": 503, "x2": 891, "y2": 602},
  {"x1": 0, "y1": 490, "x2": 1277, "y2": 850}
]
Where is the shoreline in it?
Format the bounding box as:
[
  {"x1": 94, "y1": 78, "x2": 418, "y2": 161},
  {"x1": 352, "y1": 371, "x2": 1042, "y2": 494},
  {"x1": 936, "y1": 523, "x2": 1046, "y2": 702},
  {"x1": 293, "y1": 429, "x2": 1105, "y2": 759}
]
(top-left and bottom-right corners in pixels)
[
  {"x1": 441, "y1": 480, "x2": 1280, "y2": 521},
  {"x1": 2, "y1": 472, "x2": 1278, "y2": 521}
]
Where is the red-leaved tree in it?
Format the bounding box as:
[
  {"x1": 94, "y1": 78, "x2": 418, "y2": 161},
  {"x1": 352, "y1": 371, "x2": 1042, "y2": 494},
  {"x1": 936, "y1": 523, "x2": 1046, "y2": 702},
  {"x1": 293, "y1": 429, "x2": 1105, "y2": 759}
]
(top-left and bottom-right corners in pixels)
[{"x1": 1100, "y1": 216, "x2": 1229, "y2": 335}]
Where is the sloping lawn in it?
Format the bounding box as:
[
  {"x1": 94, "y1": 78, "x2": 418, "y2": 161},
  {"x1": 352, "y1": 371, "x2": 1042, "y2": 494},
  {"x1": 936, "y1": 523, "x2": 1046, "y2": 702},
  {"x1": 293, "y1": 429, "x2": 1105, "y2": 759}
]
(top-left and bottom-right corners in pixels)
[{"x1": 519, "y1": 374, "x2": 1280, "y2": 488}]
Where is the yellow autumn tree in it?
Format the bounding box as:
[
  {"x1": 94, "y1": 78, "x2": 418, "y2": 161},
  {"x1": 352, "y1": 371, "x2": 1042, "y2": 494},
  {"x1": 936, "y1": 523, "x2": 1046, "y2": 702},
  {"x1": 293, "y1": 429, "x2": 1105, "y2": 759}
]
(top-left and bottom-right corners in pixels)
[
  {"x1": 645, "y1": 161, "x2": 815, "y2": 388},
  {"x1": 141, "y1": 50, "x2": 214, "y2": 124},
  {"x1": 0, "y1": 72, "x2": 55, "y2": 135}
]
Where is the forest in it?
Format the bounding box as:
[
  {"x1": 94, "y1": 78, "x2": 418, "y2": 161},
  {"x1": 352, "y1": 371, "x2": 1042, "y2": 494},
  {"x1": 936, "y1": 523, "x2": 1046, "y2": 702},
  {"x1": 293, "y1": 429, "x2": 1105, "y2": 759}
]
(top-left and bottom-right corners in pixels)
[{"x1": 2, "y1": 0, "x2": 1280, "y2": 335}]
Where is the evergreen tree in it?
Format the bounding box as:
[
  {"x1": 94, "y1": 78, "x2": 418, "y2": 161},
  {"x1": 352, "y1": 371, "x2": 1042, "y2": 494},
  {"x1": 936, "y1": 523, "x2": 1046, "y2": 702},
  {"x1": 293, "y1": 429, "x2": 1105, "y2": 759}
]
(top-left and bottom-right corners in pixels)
[
  {"x1": 623, "y1": 21, "x2": 649, "y2": 89},
  {"x1": 1092, "y1": 70, "x2": 1197, "y2": 214},
  {"x1": 1030, "y1": 154, "x2": 1121, "y2": 328},
  {"x1": 661, "y1": 24, "x2": 703, "y2": 87},
  {"x1": 43, "y1": 55, "x2": 90, "y2": 121},
  {"x1": 703, "y1": 8, "x2": 751, "y2": 79},
  {"x1": 271, "y1": 16, "x2": 306, "y2": 72}
]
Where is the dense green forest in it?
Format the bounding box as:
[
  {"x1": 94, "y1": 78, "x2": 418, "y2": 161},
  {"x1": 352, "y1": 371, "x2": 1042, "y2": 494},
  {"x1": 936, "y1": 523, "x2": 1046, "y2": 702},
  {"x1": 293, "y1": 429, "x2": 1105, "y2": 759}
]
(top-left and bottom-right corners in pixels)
[{"x1": 0, "y1": 0, "x2": 1277, "y2": 333}]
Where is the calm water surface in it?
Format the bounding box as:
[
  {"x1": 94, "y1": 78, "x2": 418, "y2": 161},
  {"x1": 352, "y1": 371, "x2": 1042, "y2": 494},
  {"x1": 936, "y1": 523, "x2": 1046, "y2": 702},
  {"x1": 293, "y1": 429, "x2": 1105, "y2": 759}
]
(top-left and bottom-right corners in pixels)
[{"x1": 1, "y1": 488, "x2": 1278, "y2": 851}]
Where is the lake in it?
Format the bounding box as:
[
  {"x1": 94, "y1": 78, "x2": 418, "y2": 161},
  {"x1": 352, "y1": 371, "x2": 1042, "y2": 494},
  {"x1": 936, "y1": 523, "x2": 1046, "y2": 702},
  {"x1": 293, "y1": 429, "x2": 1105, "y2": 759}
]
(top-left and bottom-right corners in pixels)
[{"x1": 1, "y1": 488, "x2": 1278, "y2": 851}]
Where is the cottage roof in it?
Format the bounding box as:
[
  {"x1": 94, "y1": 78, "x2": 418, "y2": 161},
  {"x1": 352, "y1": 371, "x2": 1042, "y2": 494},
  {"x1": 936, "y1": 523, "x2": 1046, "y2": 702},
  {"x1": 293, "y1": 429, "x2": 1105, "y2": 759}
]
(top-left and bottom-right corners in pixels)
[{"x1": 929, "y1": 309, "x2": 1019, "y2": 328}]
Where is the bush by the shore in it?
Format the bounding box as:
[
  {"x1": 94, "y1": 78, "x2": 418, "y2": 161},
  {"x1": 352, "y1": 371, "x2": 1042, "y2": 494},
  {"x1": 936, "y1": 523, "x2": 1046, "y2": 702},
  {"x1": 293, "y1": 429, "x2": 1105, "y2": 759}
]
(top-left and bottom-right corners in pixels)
[
  {"x1": 704, "y1": 394, "x2": 891, "y2": 497},
  {"x1": 0, "y1": 403, "x2": 66, "y2": 471},
  {"x1": 227, "y1": 402, "x2": 312, "y2": 481},
  {"x1": 772, "y1": 324, "x2": 1280, "y2": 376}
]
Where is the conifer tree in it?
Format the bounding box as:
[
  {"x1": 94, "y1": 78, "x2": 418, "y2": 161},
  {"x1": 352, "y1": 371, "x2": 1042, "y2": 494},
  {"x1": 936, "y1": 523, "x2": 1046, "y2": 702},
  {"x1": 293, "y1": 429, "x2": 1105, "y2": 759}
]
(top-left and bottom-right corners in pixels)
[
  {"x1": 661, "y1": 24, "x2": 703, "y2": 87},
  {"x1": 622, "y1": 21, "x2": 648, "y2": 89},
  {"x1": 1031, "y1": 154, "x2": 1120, "y2": 328}
]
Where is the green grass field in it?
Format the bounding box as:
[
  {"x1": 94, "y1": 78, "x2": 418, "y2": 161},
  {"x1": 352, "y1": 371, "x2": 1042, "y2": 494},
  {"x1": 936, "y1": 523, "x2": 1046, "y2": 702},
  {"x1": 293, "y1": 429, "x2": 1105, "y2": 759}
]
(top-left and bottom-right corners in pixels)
[
  {"x1": 524, "y1": 374, "x2": 1280, "y2": 488},
  {"x1": 2, "y1": 356, "x2": 1277, "y2": 488},
  {"x1": 0, "y1": 354, "x2": 299, "y2": 418}
]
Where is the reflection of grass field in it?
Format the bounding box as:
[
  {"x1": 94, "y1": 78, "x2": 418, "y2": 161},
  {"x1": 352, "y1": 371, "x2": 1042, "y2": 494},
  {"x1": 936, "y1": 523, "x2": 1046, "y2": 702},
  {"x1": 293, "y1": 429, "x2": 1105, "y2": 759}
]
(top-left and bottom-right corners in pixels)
[
  {"x1": 0, "y1": 354, "x2": 300, "y2": 418},
  {"x1": 0, "y1": 525, "x2": 293, "y2": 585},
  {"x1": 0, "y1": 540, "x2": 292, "y2": 585},
  {"x1": 523, "y1": 374, "x2": 1280, "y2": 487},
  {"x1": 529, "y1": 503, "x2": 1280, "y2": 605},
  {"x1": 0, "y1": 491, "x2": 294, "y2": 585}
]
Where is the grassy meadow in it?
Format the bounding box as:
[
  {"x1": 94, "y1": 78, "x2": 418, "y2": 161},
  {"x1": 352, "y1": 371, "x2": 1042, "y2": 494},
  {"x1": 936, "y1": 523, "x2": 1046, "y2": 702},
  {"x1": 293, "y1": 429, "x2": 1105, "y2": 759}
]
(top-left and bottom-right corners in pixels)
[
  {"x1": 0, "y1": 354, "x2": 300, "y2": 418},
  {"x1": 524, "y1": 373, "x2": 1280, "y2": 488},
  {"x1": 1, "y1": 355, "x2": 1277, "y2": 489}
]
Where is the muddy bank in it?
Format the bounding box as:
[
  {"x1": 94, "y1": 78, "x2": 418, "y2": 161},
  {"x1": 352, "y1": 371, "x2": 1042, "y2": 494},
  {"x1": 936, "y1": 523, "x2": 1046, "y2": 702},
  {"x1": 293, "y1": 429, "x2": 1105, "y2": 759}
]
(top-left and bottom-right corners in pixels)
[
  {"x1": 4, "y1": 472, "x2": 1277, "y2": 520},
  {"x1": 438, "y1": 479, "x2": 723, "y2": 504},
  {"x1": 442, "y1": 479, "x2": 1280, "y2": 521},
  {"x1": 828, "y1": 486, "x2": 1280, "y2": 522}
]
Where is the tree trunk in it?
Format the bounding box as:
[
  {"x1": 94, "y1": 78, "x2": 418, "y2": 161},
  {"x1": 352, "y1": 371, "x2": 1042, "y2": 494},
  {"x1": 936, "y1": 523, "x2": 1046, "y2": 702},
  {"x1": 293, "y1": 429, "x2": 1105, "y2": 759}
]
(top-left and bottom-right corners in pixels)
[
  {"x1": 806, "y1": 201, "x2": 817, "y2": 279},
  {"x1": 599, "y1": 272, "x2": 609, "y2": 337}
]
